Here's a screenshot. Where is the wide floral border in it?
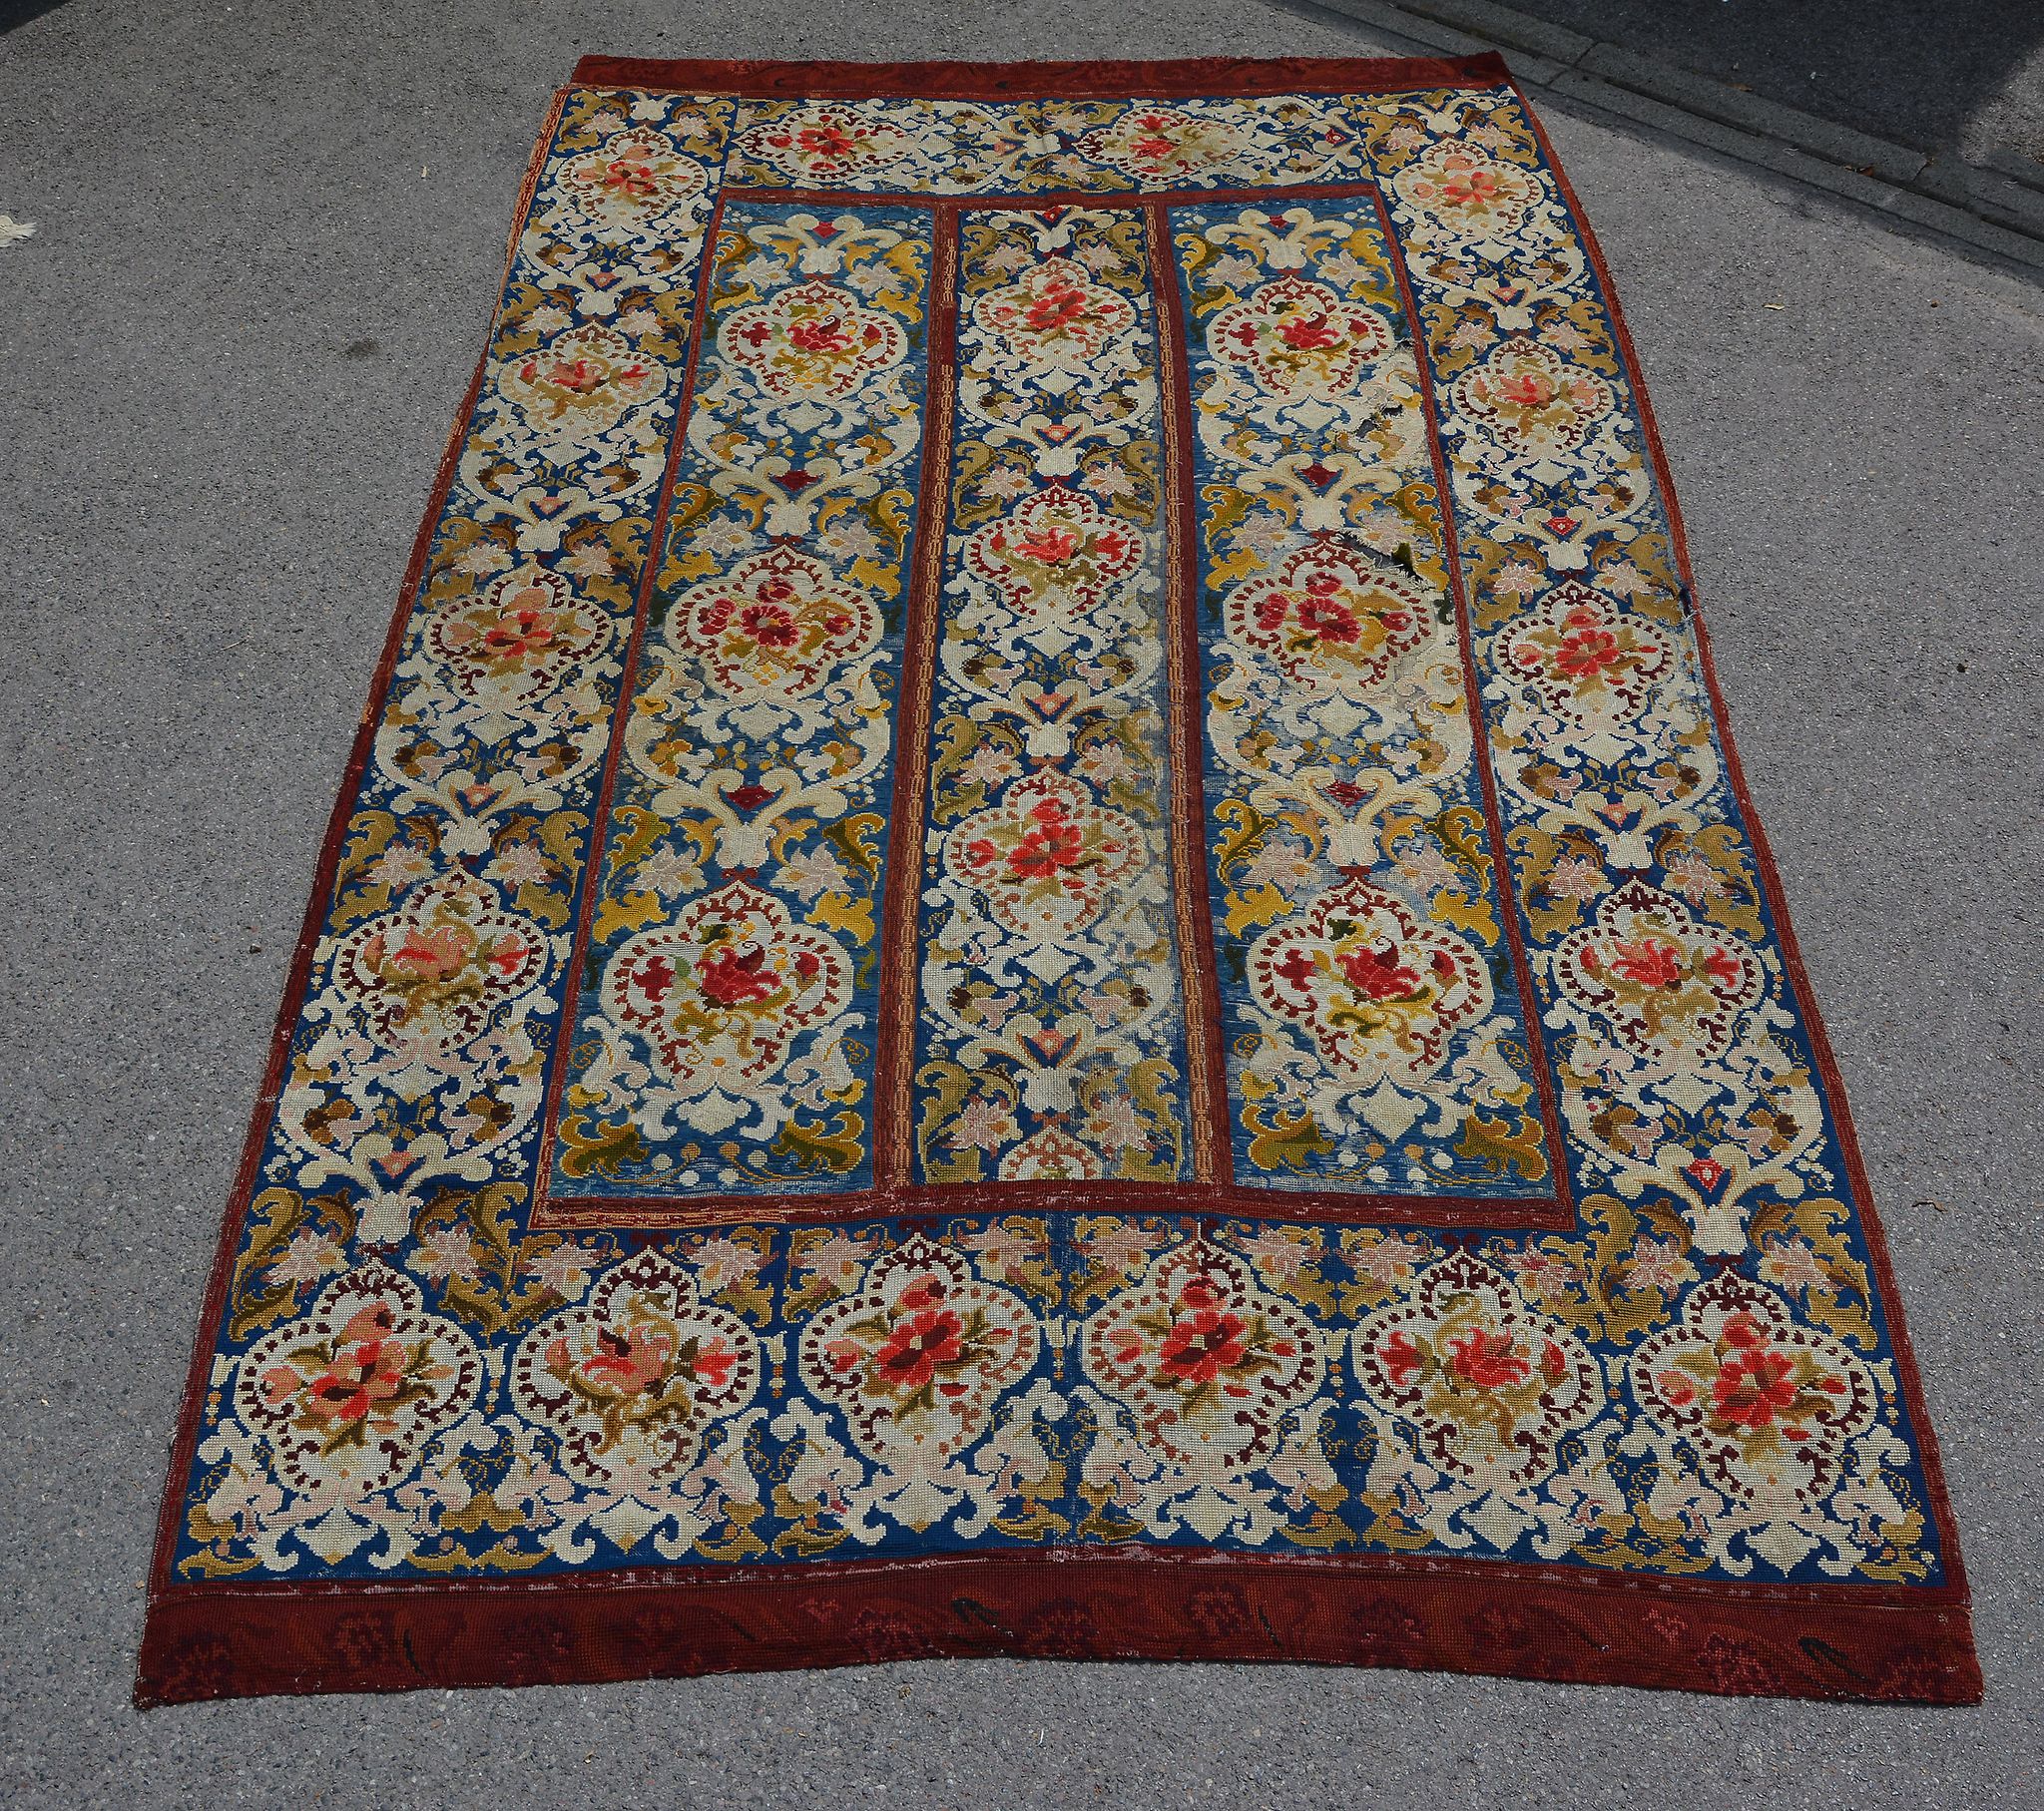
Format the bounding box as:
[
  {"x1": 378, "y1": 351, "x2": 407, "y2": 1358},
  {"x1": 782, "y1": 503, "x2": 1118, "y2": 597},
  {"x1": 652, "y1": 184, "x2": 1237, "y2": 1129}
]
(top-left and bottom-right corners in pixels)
[{"x1": 137, "y1": 56, "x2": 1976, "y2": 1709}]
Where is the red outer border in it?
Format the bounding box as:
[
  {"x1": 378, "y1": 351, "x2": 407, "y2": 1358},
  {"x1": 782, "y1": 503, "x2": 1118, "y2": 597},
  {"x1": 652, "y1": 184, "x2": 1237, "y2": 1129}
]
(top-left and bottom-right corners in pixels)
[
  {"x1": 138, "y1": 60, "x2": 1979, "y2": 1710},
  {"x1": 568, "y1": 53, "x2": 1511, "y2": 100},
  {"x1": 136, "y1": 1547, "x2": 1976, "y2": 1706},
  {"x1": 870, "y1": 209, "x2": 959, "y2": 1191}
]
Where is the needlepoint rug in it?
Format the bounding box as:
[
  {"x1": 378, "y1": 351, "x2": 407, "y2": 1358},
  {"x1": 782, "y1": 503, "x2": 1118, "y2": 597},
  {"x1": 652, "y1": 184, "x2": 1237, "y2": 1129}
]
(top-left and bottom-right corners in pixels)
[{"x1": 136, "y1": 53, "x2": 1979, "y2": 1706}]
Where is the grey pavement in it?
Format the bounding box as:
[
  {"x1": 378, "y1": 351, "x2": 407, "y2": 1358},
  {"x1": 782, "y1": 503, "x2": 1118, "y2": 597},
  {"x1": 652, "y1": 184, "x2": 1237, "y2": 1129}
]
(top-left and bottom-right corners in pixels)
[{"x1": 2, "y1": 2, "x2": 2041, "y2": 1806}]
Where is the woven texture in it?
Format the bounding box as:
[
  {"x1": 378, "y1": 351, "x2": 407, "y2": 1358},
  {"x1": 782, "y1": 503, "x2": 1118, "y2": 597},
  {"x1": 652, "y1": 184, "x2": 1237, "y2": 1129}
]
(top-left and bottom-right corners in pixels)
[{"x1": 138, "y1": 55, "x2": 1976, "y2": 1706}]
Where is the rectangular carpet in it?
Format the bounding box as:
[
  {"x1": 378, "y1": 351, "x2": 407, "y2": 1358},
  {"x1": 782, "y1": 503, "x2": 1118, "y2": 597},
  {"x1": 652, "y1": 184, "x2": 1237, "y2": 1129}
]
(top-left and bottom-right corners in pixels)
[{"x1": 136, "y1": 53, "x2": 1979, "y2": 1705}]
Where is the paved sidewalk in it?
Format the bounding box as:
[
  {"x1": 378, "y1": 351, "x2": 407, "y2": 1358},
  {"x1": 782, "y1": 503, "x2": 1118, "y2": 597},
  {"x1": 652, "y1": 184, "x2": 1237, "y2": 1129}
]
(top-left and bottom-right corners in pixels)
[{"x1": 2, "y1": 2, "x2": 2040, "y2": 1805}]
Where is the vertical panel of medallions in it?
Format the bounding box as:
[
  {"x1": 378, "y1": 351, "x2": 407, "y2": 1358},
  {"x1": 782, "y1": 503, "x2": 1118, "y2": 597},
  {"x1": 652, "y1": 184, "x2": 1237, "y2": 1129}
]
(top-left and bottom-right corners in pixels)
[
  {"x1": 907, "y1": 206, "x2": 1196, "y2": 1188},
  {"x1": 1341, "y1": 97, "x2": 1944, "y2": 1584},
  {"x1": 245, "y1": 91, "x2": 729, "y2": 1252},
  {"x1": 546, "y1": 199, "x2": 938, "y2": 1201},
  {"x1": 1367, "y1": 103, "x2": 1861, "y2": 1265},
  {"x1": 1168, "y1": 194, "x2": 1554, "y2": 1202}
]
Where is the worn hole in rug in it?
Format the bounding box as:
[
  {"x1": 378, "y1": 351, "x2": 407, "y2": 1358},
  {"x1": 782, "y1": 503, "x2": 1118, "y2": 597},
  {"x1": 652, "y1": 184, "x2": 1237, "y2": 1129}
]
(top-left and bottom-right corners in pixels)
[{"x1": 137, "y1": 54, "x2": 1978, "y2": 1707}]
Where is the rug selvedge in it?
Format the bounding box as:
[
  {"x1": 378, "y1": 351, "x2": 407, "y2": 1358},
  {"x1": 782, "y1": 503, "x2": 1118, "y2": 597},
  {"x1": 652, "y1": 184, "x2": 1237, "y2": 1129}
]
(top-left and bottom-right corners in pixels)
[{"x1": 142, "y1": 62, "x2": 1974, "y2": 1704}]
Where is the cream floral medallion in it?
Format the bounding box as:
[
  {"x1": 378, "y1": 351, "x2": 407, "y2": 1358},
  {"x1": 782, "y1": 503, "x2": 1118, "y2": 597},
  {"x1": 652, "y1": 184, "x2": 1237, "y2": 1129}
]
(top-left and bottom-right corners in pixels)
[
  {"x1": 331, "y1": 874, "x2": 548, "y2": 1056},
  {"x1": 1222, "y1": 539, "x2": 1436, "y2": 694},
  {"x1": 733, "y1": 105, "x2": 921, "y2": 183},
  {"x1": 1388, "y1": 140, "x2": 1544, "y2": 245},
  {"x1": 1247, "y1": 876, "x2": 1494, "y2": 1097},
  {"x1": 961, "y1": 485, "x2": 1144, "y2": 627},
  {"x1": 495, "y1": 321, "x2": 669, "y2": 449},
  {"x1": 970, "y1": 258, "x2": 1139, "y2": 377},
  {"x1": 555, "y1": 127, "x2": 710, "y2": 233},
  {"x1": 599, "y1": 880, "x2": 854, "y2": 1127},
  {"x1": 233, "y1": 1263, "x2": 480, "y2": 1497},
  {"x1": 1451, "y1": 336, "x2": 1617, "y2": 472},
  {"x1": 511, "y1": 1249, "x2": 761, "y2": 1492},
  {"x1": 800, "y1": 1240, "x2": 1042, "y2": 1477},
  {"x1": 1553, "y1": 878, "x2": 1765, "y2": 1068},
  {"x1": 1500, "y1": 579, "x2": 1672, "y2": 729},
  {"x1": 718, "y1": 278, "x2": 908, "y2": 402},
  {"x1": 1631, "y1": 1272, "x2": 1876, "y2": 1506},
  {"x1": 423, "y1": 566, "x2": 614, "y2": 719},
  {"x1": 1083, "y1": 1241, "x2": 1324, "y2": 1471},
  {"x1": 1207, "y1": 274, "x2": 1393, "y2": 401},
  {"x1": 1352, "y1": 1249, "x2": 1603, "y2": 1489},
  {"x1": 1080, "y1": 105, "x2": 1252, "y2": 184},
  {"x1": 668, "y1": 548, "x2": 883, "y2": 708},
  {"x1": 942, "y1": 770, "x2": 1148, "y2": 980}
]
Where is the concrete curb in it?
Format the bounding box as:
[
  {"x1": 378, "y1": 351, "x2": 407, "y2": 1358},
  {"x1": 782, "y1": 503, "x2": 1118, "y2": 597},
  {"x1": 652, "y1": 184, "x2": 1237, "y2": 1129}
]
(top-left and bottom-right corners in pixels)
[{"x1": 1287, "y1": 0, "x2": 2044, "y2": 275}]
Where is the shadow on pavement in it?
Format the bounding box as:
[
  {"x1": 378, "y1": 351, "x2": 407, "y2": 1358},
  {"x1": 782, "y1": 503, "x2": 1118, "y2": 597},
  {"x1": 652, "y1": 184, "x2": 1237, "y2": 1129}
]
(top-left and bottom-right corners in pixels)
[
  {"x1": 1500, "y1": 0, "x2": 2044, "y2": 177},
  {"x1": 2, "y1": 0, "x2": 67, "y2": 33}
]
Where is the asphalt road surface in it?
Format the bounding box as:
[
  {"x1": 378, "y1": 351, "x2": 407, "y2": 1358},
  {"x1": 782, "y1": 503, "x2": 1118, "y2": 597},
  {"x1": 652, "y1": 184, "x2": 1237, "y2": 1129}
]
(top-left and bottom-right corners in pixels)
[{"x1": 2, "y1": 2, "x2": 2040, "y2": 1805}]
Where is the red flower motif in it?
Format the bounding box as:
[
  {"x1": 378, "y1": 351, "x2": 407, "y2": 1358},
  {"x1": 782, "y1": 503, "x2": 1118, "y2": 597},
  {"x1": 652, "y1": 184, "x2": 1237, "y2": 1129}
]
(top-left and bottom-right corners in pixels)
[
  {"x1": 1277, "y1": 309, "x2": 1339, "y2": 351},
  {"x1": 1655, "y1": 1366, "x2": 1699, "y2": 1407},
  {"x1": 696, "y1": 944, "x2": 779, "y2": 1007},
  {"x1": 1295, "y1": 594, "x2": 1362, "y2": 644},
  {"x1": 600, "y1": 157, "x2": 657, "y2": 199},
  {"x1": 1338, "y1": 942, "x2": 1422, "y2": 1002},
  {"x1": 1498, "y1": 372, "x2": 1557, "y2": 409},
  {"x1": 795, "y1": 124, "x2": 856, "y2": 159},
  {"x1": 1158, "y1": 1307, "x2": 1250, "y2": 1385},
  {"x1": 873, "y1": 1308, "x2": 965, "y2": 1393},
  {"x1": 1023, "y1": 278, "x2": 1092, "y2": 334},
  {"x1": 1380, "y1": 1329, "x2": 1422, "y2": 1387},
  {"x1": 474, "y1": 594, "x2": 563, "y2": 663},
  {"x1": 738, "y1": 602, "x2": 800, "y2": 649},
  {"x1": 1608, "y1": 937, "x2": 1682, "y2": 990},
  {"x1": 690, "y1": 1339, "x2": 738, "y2": 1389},
  {"x1": 1441, "y1": 168, "x2": 1502, "y2": 208},
  {"x1": 1713, "y1": 1344, "x2": 1797, "y2": 1428},
  {"x1": 1702, "y1": 947, "x2": 1746, "y2": 989},
  {"x1": 1555, "y1": 626, "x2": 1622, "y2": 678},
  {"x1": 787, "y1": 312, "x2": 852, "y2": 353},
  {"x1": 575, "y1": 1323, "x2": 676, "y2": 1395},
  {"x1": 1017, "y1": 526, "x2": 1081, "y2": 565},
  {"x1": 1446, "y1": 1328, "x2": 1530, "y2": 1389},
  {"x1": 1005, "y1": 801, "x2": 1088, "y2": 879},
  {"x1": 304, "y1": 1349, "x2": 399, "y2": 1423}
]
